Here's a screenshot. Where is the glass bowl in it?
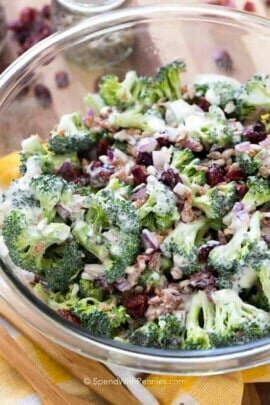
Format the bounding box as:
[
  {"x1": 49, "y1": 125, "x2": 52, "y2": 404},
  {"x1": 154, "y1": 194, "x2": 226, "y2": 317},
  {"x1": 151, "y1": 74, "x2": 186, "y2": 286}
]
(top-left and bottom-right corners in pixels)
[{"x1": 1, "y1": 4, "x2": 270, "y2": 375}]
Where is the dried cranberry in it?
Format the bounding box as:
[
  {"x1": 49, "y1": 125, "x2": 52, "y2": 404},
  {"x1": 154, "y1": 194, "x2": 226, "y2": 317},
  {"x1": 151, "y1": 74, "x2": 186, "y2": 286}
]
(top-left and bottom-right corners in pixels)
[
  {"x1": 97, "y1": 139, "x2": 110, "y2": 156},
  {"x1": 243, "y1": 122, "x2": 266, "y2": 143},
  {"x1": 156, "y1": 136, "x2": 170, "y2": 147},
  {"x1": 189, "y1": 269, "x2": 217, "y2": 290},
  {"x1": 131, "y1": 165, "x2": 148, "y2": 186},
  {"x1": 243, "y1": 1, "x2": 256, "y2": 12},
  {"x1": 34, "y1": 84, "x2": 52, "y2": 108},
  {"x1": 19, "y1": 7, "x2": 37, "y2": 26},
  {"x1": 121, "y1": 293, "x2": 148, "y2": 318},
  {"x1": 213, "y1": 49, "x2": 233, "y2": 72},
  {"x1": 55, "y1": 71, "x2": 70, "y2": 89},
  {"x1": 42, "y1": 5, "x2": 51, "y2": 19},
  {"x1": 197, "y1": 96, "x2": 210, "y2": 112},
  {"x1": 136, "y1": 151, "x2": 153, "y2": 166},
  {"x1": 236, "y1": 183, "x2": 248, "y2": 198},
  {"x1": 198, "y1": 241, "x2": 221, "y2": 263},
  {"x1": 226, "y1": 166, "x2": 246, "y2": 181},
  {"x1": 160, "y1": 168, "x2": 181, "y2": 188},
  {"x1": 206, "y1": 164, "x2": 225, "y2": 186},
  {"x1": 57, "y1": 309, "x2": 80, "y2": 325}
]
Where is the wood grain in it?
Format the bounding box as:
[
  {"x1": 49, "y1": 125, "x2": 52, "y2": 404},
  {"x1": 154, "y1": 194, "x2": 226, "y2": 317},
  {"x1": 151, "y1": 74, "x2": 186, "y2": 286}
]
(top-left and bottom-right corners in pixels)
[{"x1": 0, "y1": 297, "x2": 139, "y2": 405}]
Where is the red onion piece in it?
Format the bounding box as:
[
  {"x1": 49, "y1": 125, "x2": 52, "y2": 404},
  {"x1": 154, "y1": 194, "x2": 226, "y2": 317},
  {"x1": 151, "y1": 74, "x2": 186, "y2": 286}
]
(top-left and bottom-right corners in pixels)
[
  {"x1": 115, "y1": 278, "x2": 132, "y2": 292},
  {"x1": 56, "y1": 204, "x2": 72, "y2": 220},
  {"x1": 137, "y1": 138, "x2": 157, "y2": 153},
  {"x1": 235, "y1": 141, "x2": 251, "y2": 153},
  {"x1": 141, "y1": 229, "x2": 159, "y2": 250},
  {"x1": 131, "y1": 185, "x2": 147, "y2": 201}
]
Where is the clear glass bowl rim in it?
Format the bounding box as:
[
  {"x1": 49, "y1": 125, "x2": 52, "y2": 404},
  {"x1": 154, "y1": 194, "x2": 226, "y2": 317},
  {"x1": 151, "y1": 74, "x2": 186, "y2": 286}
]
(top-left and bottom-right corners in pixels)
[{"x1": 1, "y1": 3, "x2": 270, "y2": 374}]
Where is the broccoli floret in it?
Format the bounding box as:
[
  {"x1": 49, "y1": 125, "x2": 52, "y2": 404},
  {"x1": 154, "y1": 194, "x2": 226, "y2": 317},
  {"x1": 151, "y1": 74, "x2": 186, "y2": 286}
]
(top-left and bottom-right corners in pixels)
[
  {"x1": 171, "y1": 148, "x2": 194, "y2": 172},
  {"x1": 161, "y1": 217, "x2": 208, "y2": 275},
  {"x1": 99, "y1": 71, "x2": 138, "y2": 108},
  {"x1": 4, "y1": 180, "x2": 39, "y2": 212},
  {"x1": 194, "y1": 76, "x2": 239, "y2": 109},
  {"x1": 108, "y1": 108, "x2": 164, "y2": 132},
  {"x1": 183, "y1": 291, "x2": 214, "y2": 350},
  {"x1": 236, "y1": 153, "x2": 260, "y2": 175},
  {"x1": 48, "y1": 113, "x2": 97, "y2": 154},
  {"x1": 3, "y1": 210, "x2": 70, "y2": 273},
  {"x1": 30, "y1": 174, "x2": 66, "y2": 220},
  {"x1": 242, "y1": 177, "x2": 270, "y2": 211},
  {"x1": 153, "y1": 60, "x2": 186, "y2": 101},
  {"x1": 138, "y1": 176, "x2": 180, "y2": 231},
  {"x1": 255, "y1": 260, "x2": 270, "y2": 308},
  {"x1": 201, "y1": 106, "x2": 234, "y2": 148},
  {"x1": 236, "y1": 73, "x2": 270, "y2": 121},
  {"x1": 138, "y1": 269, "x2": 161, "y2": 287},
  {"x1": 208, "y1": 204, "x2": 250, "y2": 275},
  {"x1": 73, "y1": 299, "x2": 128, "y2": 338},
  {"x1": 86, "y1": 188, "x2": 140, "y2": 234},
  {"x1": 211, "y1": 289, "x2": 270, "y2": 346},
  {"x1": 20, "y1": 135, "x2": 47, "y2": 175},
  {"x1": 73, "y1": 223, "x2": 140, "y2": 283},
  {"x1": 79, "y1": 279, "x2": 104, "y2": 301},
  {"x1": 193, "y1": 182, "x2": 236, "y2": 219},
  {"x1": 129, "y1": 314, "x2": 184, "y2": 349},
  {"x1": 43, "y1": 241, "x2": 84, "y2": 292},
  {"x1": 84, "y1": 93, "x2": 105, "y2": 114}
]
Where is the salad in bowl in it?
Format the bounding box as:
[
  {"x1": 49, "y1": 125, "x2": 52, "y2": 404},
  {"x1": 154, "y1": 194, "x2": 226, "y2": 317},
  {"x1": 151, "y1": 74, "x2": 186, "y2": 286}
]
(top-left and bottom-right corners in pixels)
[{"x1": 1, "y1": 61, "x2": 270, "y2": 351}]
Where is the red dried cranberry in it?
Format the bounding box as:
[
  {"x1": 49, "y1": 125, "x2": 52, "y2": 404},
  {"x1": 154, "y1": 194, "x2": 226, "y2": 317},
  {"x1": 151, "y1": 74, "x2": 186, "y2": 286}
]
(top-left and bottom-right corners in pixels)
[
  {"x1": 160, "y1": 168, "x2": 181, "y2": 188},
  {"x1": 97, "y1": 139, "x2": 110, "y2": 156},
  {"x1": 131, "y1": 165, "x2": 148, "y2": 186},
  {"x1": 55, "y1": 71, "x2": 70, "y2": 89},
  {"x1": 197, "y1": 96, "x2": 210, "y2": 112},
  {"x1": 236, "y1": 183, "x2": 248, "y2": 198},
  {"x1": 213, "y1": 49, "x2": 233, "y2": 72},
  {"x1": 206, "y1": 164, "x2": 225, "y2": 186},
  {"x1": 198, "y1": 241, "x2": 221, "y2": 263},
  {"x1": 157, "y1": 136, "x2": 170, "y2": 147},
  {"x1": 57, "y1": 309, "x2": 80, "y2": 325},
  {"x1": 243, "y1": 1, "x2": 255, "y2": 12},
  {"x1": 19, "y1": 7, "x2": 37, "y2": 26},
  {"x1": 226, "y1": 166, "x2": 246, "y2": 181},
  {"x1": 74, "y1": 174, "x2": 91, "y2": 186},
  {"x1": 121, "y1": 293, "x2": 148, "y2": 318},
  {"x1": 266, "y1": 0, "x2": 270, "y2": 6},
  {"x1": 34, "y1": 84, "x2": 52, "y2": 108},
  {"x1": 243, "y1": 123, "x2": 266, "y2": 143},
  {"x1": 136, "y1": 151, "x2": 153, "y2": 166},
  {"x1": 42, "y1": 5, "x2": 51, "y2": 19}
]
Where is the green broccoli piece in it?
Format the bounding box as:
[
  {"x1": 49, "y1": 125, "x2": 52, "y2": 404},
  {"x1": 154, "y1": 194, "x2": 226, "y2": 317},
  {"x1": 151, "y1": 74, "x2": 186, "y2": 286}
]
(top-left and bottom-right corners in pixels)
[
  {"x1": 211, "y1": 289, "x2": 270, "y2": 347},
  {"x1": 48, "y1": 113, "x2": 97, "y2": 154},
  {"x1": 208, "y1": 204, "x2": 250, "y2": 275},
  {"x1": 73, "y1": 299, "x2": 128, "y2": 338},
  {"x1": 236, "y1": 153, "x2": 261, "y2": 175},
  {"x1": 138, "y1": 176, "x2": 180, "y2": 231},
  {"x1": 153, "y1": 60, "x2": 186, "y2": 101},
  {"x1": 171, "y1": 148, "x2": 195, "y2": 172},
  {"x1": 3, "y1": 210, "x2": 70, "y2": 273},
  {"x1": 30, "y1": 175, "x2": 66, "y2": 220},
  {"x1": 236, "y1": 73, "x2": 270, "y2": 121},
  {"x1": 99, "y1": 71, "x2": 138, "y2": 108},
  {"x1": 129, "y1": 314, "x2": 185, "y2": 349},
  {"x1": 43, "y1": 241, "x2": 84, "y2": 292},
  {"x1": 161, "y1": 217, "x2": 208, "y2": 275},
  {"x1": 254, "y1": 260, "x2": 270, "y2": 308},
  {"x1": 78, "y1": 279, "x2": 104, "y2": 301},
  {"x1": 183, "y1": 291, "x2": 214, "y2": 350},
  {"x1": 200, "y1": 106, "x2": 234, "y2": 148},
  {"x1": 242, "y1": 177, "x2": 270, "y2": 211},
  {"x1": 138, "y1": 269, "x2": 161, "y2": 287},
  {"x1": 4, "y1": 180, "x2": 39, "y2": 211},
  {"x1": 86, "y1": 188, "x2": 140, "y2": 234},
  {"x1": 194, "y1": 76, "x2": 239, "y2": 109},
  {"x1": 193, "y1": 182, "x2": 236, "y2": 219},
  {"x1": 73, "y1": 223, "x2": 140, "y2": 283},
  {"x1": 20, "y1": 135, "x2": 47, "y2": 175},
  {"x1": 84, "y1": 93, "x2": 105, "y2": 114}
]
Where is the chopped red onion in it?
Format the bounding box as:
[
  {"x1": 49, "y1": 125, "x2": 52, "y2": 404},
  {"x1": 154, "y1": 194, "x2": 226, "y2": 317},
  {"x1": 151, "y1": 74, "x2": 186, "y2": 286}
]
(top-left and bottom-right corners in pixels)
[
  {"x1": 131, "y1": 184, "x2": 147, "y2": 201},
  {"x1": 259, "y1": 136, "x2": 270, "y2": 148},
  {"x1": 141, "y1": 229, "x2": 159, "y2": 250},
  {"x1": 115, "y1": 278, "x2": 132, "y2": 292},
  {"x1": 137, "y1": 138, "x2": 157, "y2": 153},
  {"x1": 56, "y1": 204, "x2": 72, "y2": 220},
  {"x1": 235, "y1": 141, "x2": 251, "y2": 153}
]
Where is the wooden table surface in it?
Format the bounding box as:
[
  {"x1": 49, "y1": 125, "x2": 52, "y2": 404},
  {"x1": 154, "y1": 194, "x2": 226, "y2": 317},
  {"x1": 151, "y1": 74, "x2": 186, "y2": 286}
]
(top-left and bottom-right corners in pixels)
[{"x1": 1, "y1": 0, "x2": 270, "y2": 404}]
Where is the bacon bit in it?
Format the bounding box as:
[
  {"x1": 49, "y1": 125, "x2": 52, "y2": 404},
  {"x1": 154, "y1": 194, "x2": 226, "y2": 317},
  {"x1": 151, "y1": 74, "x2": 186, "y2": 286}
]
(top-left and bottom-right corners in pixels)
[
  {"x1": 189, "y1": 269, "x2": 217, "y2": 290},
  {"x1": 148, "y1": 252, "x2": 161, "y2": 271},
  {"x1": 57, "y1": 309, "x2": 80, "y2": 325}
]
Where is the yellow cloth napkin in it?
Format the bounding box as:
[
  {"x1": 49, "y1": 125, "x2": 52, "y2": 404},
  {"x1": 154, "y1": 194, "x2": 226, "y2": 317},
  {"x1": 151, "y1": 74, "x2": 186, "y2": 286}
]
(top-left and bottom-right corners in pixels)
[{"x1": 0, "y1": 152, "x2": 269, "y2": 405}]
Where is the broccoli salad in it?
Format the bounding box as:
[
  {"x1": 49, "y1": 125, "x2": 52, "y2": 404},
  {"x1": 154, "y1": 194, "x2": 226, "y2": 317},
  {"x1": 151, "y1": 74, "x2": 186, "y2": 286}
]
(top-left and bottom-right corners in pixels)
[{"x1": 1, "y1": 61, "x2": 270, "y2": 351}]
